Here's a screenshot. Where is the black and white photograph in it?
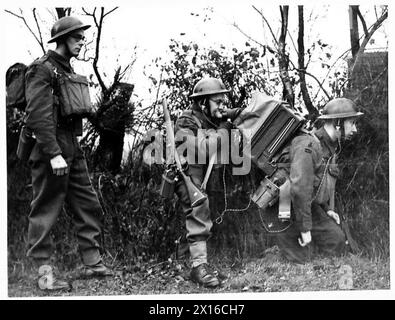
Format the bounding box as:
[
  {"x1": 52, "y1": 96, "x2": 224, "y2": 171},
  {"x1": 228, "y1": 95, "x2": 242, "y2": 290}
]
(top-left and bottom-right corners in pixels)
[{"x1": 1, "y1": 0, "x2": 391, "y2": 301}]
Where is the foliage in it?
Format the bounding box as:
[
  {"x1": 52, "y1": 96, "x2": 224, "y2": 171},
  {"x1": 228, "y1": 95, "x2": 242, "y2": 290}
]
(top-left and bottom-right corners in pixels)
[
  {"x1": 153, "y1": 39, "x2": 281, "y2": 116},
  {"x1": 6, "y1": 29, "x2": 388, "y2": 272},
  {"x1": 336, "y1": 56, "x2": 388, "y2": 258}
]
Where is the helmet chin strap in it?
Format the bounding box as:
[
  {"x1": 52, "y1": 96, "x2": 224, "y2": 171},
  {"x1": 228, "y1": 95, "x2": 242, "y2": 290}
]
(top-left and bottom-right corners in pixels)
[
  {"x1": 335, "y1": 119, "x2": 343, "y2": 155},
  {"x1": 201, "y1": 98, "x2": 213, "y2": 117}
]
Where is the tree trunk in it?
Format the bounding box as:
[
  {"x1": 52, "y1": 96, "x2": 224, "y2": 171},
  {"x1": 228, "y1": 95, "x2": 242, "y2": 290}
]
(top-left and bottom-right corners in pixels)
[
  {"x1": 349, "y1": 5, "x2": 360, "y2": 60},
  {"x1": 55, "y1": 8, "x2": 71, "y2": 18},
  {"x1": 93, "y1": 82, "x2": 134, "y2": 173},
  {"x1": 297, "y1": 5, "x2": 317, "y2": 119},
  {"x1": 96, "y1": 124, "x2": 126, "y2": 173},
  {"x1": 278, "y1": 5, "x2": 295, "y2": 108}
]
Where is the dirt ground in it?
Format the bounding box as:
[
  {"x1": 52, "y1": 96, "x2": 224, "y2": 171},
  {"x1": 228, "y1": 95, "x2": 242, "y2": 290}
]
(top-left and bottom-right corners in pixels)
[{"x1": 8, "y1": 247, "x2": 390, "y2": 298}]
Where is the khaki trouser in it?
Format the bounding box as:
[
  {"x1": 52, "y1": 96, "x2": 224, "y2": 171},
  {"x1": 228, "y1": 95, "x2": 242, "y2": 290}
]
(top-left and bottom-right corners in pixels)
[
  {"x1": 27, "y1": 128, "x2": 103, "y2": 267},
  {"x1": 276, "y1": 202, "x2": 346, "y2": 263},
  {"x1": 175, "y1": 165, "x2": 213, "y2": 267}
]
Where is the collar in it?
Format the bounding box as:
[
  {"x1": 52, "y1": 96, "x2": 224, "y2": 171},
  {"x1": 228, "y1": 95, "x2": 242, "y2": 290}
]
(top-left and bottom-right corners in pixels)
[
  {"x1": 313, "y1": 127, "x2": 338, "y2": 155},
  {"x1": 190, "y1": 102, "x2": 218, "y2": 128},
  {"x1": 47, "y1": 50, "x2": 73, "y2": 73}
]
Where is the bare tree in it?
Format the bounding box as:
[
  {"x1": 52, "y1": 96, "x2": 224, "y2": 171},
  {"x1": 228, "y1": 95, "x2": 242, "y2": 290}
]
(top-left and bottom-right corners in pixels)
[
  {"x1": 6, "y1": 6, "x2": 136, "y2": 173},
  {"x1": 5, "y1": 9, "x2": 46, "y2": 54},
  {"x1": 55, "y1": 7, "x2": 71, "y2": 18},
  {"x1": 297, "y1": 5, "x2": 317, "y2": 119},
  {"x1": 81, "y1": 7, "x2": 137, "y2": 173},
  {"x1": 348, "y1": 6, "x2": 388, "y2": 77},
  {"x1": 251, "y1": 5, "x2": 295, "y2": 108},
  {"x1": 277, "y1": 6, "x2": 295, "y2": 107},
  {"x1": 349, "y1": 5, "x2": 361, "y2": 59}
]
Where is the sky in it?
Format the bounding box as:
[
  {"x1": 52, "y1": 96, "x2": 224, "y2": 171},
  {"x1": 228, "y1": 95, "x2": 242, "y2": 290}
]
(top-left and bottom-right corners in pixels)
[
  {"x1": 1, "y1": 1, "x2": 388, "y2": 106},
  {"x1": 0, "y1": 0, "x2": 392, "y2": 300}
]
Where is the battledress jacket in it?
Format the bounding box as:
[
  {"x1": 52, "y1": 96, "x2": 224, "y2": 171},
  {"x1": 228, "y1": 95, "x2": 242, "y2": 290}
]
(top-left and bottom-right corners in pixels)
[
  {"x1": 25, "y1": 50, "x2": 83, "y2": 159},
  {"x1": 174, "y1": 103, "x2": 232, "y2": 178},
  {"x1": 289, "y1": 127, "x2": 339, "y2": 233}
]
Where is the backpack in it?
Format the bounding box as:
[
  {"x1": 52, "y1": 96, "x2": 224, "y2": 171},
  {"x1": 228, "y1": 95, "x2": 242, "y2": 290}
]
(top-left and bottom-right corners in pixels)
[
  {"x1": 234, "y1": 92, "x2": 305, "y2": 176},
  {"x1": 6, "y1": 58, "x2": 57, "y2": 111},
  {"x1": 233, "y1": 92, "x2": 307, "y2": 232},
  {"x1": 6, "y1": 58, "x2": 56, "y2": 162},
  {"x1": 6, "y1": 63, "x2": 28, "y2": 111}
]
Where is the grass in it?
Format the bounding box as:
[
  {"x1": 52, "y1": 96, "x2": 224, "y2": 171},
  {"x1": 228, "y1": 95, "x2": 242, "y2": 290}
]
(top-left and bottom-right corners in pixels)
[{"x1": 8, "y1": 246, "x2": 390, "y2": 297}]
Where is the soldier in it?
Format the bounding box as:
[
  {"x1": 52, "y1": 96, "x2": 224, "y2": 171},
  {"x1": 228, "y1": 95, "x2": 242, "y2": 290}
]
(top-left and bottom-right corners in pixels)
[
  {"x1": 276, "y1": 98, "x2": 363, "y2": 263},
  {"x1": 174, "y1": 77, "x2": 241, "y2": 288},
  {"x1": 24, "y1": 16, "x2": 112, "y2": 291}
]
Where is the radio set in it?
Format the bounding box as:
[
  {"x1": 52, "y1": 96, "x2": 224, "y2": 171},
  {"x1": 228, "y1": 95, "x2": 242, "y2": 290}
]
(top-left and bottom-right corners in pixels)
[{"x1": 234, "y1": 92, "x2": 306, "y2": 229}]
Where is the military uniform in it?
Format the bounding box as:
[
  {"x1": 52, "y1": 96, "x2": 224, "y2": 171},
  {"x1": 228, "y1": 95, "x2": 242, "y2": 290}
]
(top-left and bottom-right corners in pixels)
[
  {"x1": 277, "y1": 127, "x2": 346, "y2": 263},
  {"x1": 174, "y1": 102, "x2": 231, "y2": 267},
  {"x1": 25, "y1": 50, "x2": 104, "y2": 267}
]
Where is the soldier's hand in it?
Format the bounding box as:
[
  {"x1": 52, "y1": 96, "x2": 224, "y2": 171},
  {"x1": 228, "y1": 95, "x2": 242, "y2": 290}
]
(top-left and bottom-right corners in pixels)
[
  {"x1": 50, "y1": 154, "x2": 68, "y2": 176},
  {"x1": 298, "y1": 231, "x2": 312, "y2": 247},
  {"x1": 326, "y1": 210, "x2": 340, "y2": 224}
]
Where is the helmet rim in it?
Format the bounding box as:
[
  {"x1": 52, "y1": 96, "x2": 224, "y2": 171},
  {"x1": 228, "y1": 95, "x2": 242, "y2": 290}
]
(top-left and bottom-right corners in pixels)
[
  {"x1": 317, "y1": 98, "x2": 364, "y2": 120},
  {"x1": 317, "y1": 111, "x2": 364, "y2": 120},
  {"x1": 48, "y1": 17, "x2": 90, "y2": 43},
  {"x1": 189, "y1": 77, "x2": 230, "y2": 98}
]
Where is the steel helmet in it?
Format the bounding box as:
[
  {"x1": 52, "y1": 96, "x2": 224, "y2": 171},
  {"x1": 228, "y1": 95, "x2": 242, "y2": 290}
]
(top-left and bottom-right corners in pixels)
[
  {"x1": 48, "y1": 16, "x2": 90, "y2": 43},
  {"x1": 317, "y1": 98, "x2": 364, "y2": 120},
  {"x1": 189, "y1": 77, "x2": 230, "y2": 98}
]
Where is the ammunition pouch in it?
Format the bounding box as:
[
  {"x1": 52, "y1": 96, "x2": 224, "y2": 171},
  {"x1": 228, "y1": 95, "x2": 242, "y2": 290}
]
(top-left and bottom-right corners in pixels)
[
  {"x1": 58, "y1": 73, "x2": 93, "y2": 117},
  {"x1": 16, "y1": 126, "x2": 36, "y2": 162}
]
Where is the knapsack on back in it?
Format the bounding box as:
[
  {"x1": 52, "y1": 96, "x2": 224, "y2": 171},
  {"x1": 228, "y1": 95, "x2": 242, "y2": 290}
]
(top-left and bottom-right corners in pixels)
[
  {"x1": 6, "y1": 63, "x2": 28, "y2": 111},
  {"x1": 6, "y1": 59, "x2": 56, "y2": 162},
  {"x1": 233, "y1": 92, "x2": 307, "y2": 231}
]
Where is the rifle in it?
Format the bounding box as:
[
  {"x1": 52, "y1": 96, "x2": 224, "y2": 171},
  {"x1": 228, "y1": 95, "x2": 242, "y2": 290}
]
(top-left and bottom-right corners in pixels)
[
  {"x1": 334, "y1": 193, "x2": 360, "y2": 254},
  {"x1": 160, "y1": 99, "x2": 207, "y2": 207}
]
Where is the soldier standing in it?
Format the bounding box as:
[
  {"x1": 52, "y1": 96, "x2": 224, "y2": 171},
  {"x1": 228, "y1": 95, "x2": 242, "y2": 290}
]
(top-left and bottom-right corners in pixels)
[
  {"x1": 277, "y1": 98, "x2": 363, "y2": 263},
  {"x1": 174, "y1": 77, "x2": 241, "y2": 288},
  {"x1": 25, "y1": 16, "x2": 112, "y2": 291}
]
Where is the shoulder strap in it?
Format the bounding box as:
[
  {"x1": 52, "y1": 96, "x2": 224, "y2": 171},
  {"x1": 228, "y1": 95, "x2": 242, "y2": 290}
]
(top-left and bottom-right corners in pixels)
[{"x1": 40, "y1": 60, "x2": 62, "y2": 99}]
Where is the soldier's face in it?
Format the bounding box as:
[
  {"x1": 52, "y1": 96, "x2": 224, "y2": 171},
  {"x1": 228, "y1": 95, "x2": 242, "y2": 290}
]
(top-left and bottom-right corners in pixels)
[
  {"x1": 66, "y1": 30, "x2": 86, "y2": 57},
  {"x1": 208, "y1": 93, "x2": 227, "y2": 119},
  {"x1": 343, "y1": 118, "x2": 358, "y2": 140}
]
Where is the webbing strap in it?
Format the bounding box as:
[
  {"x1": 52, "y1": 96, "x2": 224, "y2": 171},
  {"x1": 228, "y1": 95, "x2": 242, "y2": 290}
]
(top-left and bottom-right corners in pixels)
[
  {"x1": 329, "y1": 155, "x2": 337, "y2": 210},
  {"x1": 278, "y1": 178, "x2": 291, "y2": 220},
  {"x1": 201, "y1": 153, "x2": 216, "y2": 191}
]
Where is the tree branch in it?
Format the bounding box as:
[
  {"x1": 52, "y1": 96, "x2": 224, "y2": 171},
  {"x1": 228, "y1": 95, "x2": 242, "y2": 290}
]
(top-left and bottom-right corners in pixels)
[
  {"x1": 32, "y1": 9, "x2": 44, "y2": 49},
  {"x1": 297, "y1": 5, "x2": 317, "y2": 118},
  {"x1": 103, "y1": 7, "x2": 118, "y2": 18},
  {"x1": 349, "y1": 9, "x2": 388, "y2": 78},
  {"x1": 277, "y1": 5, "x2": 294, "y2": 107},
  {"x1": 356, "y1": 7, "x2": 369, "y2": 37},
  {"x1": 312, "y1": 47, "x2": 351, "y2": 102},
  {"x1": 5, "y1": 9, "x2": 46, "y2": 54},
  {"x1": 252, "y1": 5, "x2": 279, "y2": 48},
  {"x1": 231, "y1": 22, "x2": 275, "y2": 52},
  {"x1": 83, "y1": 7, "x2": 107, "y2": 93},
  {"x1": 289, "y1": 61, "x2": 332, "y2": 100},
  {"x1": 55, "y1": 8, "x2": 66, "y2": 18},
  {"x1": 82, "y1": 7, "x2": 119, "y2": 95}
]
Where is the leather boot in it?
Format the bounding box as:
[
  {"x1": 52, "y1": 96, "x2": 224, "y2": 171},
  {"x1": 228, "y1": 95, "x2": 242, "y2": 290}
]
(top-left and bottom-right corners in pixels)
[
  {"x1": 79, "y1": 261, "x2": 113, "y2": 278},
  {"x1": 190, "y1": 263, "x2": 220, "y2": 288}
]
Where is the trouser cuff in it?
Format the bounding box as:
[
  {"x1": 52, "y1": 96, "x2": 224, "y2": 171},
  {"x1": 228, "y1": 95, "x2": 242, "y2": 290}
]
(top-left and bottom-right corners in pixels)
[
  {"x1": 189, "y1": 241, "x2": 207, "y2": 268},
  {"x1": 32, "y1": 257, "x2": 51, "y2": 269}
]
